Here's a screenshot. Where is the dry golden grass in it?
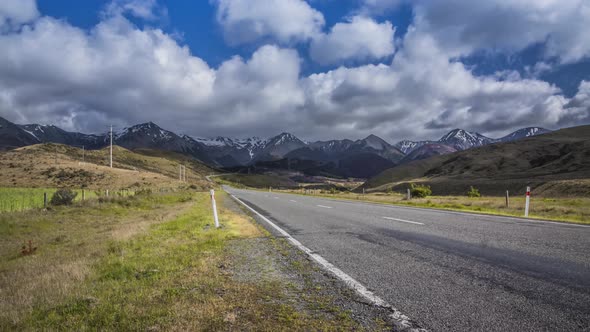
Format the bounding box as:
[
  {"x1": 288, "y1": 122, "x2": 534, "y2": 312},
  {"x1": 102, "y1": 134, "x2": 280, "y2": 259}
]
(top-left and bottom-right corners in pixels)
[
  {"x1": 280, "y1": 190, "x2": 590, "y2": 224},
  {"x1": 1, "y1": 191, "x2": 365, "y2": 331},
  {"x1": 0, "y1": 144, "x2": 212, "y2": 190},
  {"x1": 0, "y1": 195, "x2": 194, "y2": 327}
]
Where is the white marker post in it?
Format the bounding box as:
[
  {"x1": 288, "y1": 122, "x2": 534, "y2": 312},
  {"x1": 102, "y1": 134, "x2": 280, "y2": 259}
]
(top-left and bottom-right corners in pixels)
[
  {"x1": 109, "y1": 125, "x2": 113, "y2": 168},
  {"x1": 524, "y1": 186, "x2": 531, "y2": 217},
  {"x1": 210, "y1": 189, "x2": 220, "y2": 228}
]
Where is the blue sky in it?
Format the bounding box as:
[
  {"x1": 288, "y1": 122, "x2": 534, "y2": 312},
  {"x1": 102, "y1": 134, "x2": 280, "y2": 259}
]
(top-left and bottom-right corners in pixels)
[
  {"x1": 36, "y1": 0, "x2": 585, "y2": 95},
  {"x1": 1, "y1": 0, "x2": 589, "y2": 142}
]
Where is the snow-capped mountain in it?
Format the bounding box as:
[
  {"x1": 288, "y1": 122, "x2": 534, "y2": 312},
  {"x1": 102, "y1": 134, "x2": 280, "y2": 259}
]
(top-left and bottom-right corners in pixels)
[
  {"x1": 190, "y1": 132, "x2": 307, "y2": 166},
  {"x1": 194, "y1": 136, "x2": 267, "y2": 149},
  {"x1": 401, "y1": 143, "x2": 458, "y2": 162},
  {"x1": 286, "y1": 134, "x2": 405, "y2": 164},
  {"x1": 21, "y1": 123, "x2": 104, "y2": 148},
  {"x1": 499, "y1": 127, "x2": 551, "y2": 142},
  {"x1": 438, "y1": 129, "x2": 496, "y2": 151},
  {"x1": 354, "y1": 134, "x2": 391, "y2": 150},
  {"x1": 0, "y1": 115, "x2": 555, "y2": 172},
  {"x1": 394, "y1": 140, "x2": 435, "y2": 154},
  {"x1": 255, "y1": 133, "x2": 307, "y2": 161},
  {"x1": 308, "y1": 139, "x2": 355, "y2": 153},
  {"x1": 194, "y1": 136, "x2": 269, "y2": 166},
  {"x1": 115, "y1": 122, "x2": 196, "y2": 152},
  {"x1": 0, "y1": 117, "x2": 40, "y2": 150}
]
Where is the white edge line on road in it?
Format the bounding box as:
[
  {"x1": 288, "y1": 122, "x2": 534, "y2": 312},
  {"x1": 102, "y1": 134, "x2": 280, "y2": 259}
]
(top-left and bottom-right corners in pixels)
[
  {"x1": 289, "y1": 199, "x2": 297, "y2": 203},
  {"x1": 383, "y1": 217, "x2": 425, "y2": 226},
  {"x1": 317, "y1": 205, "x2": 333, "y2": 209},
  {"x1": 229, "y1": 193, "x2": 427, "y2": 332}
]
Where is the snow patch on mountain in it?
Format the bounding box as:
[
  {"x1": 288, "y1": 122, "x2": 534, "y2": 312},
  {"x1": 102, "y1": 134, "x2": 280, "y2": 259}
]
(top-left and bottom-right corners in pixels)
[
  {"x1": 500, "y1": 127, "x2": 551, "y2": 142},
  {"x1": 22, "y1": 129, "x2": 39, "y2": 140},
  {"x1": 395, "y1": 140, "x2": 434, "y2": 154},
  {"x1": 439, "y1": 129, "x2": 495, "y2": 150}
]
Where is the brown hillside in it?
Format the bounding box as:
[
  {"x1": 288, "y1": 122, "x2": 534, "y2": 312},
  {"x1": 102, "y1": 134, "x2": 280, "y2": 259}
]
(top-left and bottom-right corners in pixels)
[
  {"x1": 363, "y1": 125, "x2": 590, "y2": 197},
  {"x1": 0, "y1": 144, "x2": 214, "y2": 190}
]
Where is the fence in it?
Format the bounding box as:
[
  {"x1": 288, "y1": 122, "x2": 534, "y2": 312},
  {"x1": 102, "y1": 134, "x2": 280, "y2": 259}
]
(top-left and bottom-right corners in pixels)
[{"x1": 0, "y1": 188, "x2": 137, "y2": 213}]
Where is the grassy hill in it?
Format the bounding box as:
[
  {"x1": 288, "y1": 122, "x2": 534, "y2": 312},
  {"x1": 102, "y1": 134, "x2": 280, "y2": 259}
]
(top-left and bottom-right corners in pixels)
[
  {"x1": 0, "y1": 143, "x2": 215, "y2": 190},
  {"x1": 362, "y1": 125, "x2": 590, "y2": 197}
]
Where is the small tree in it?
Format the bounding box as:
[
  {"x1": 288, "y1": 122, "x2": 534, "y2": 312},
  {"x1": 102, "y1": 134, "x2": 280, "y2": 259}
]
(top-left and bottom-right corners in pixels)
[
  {"x1": 410, "y1": 183, "x2": 432, "y2": 198},
  {"x1": 50, "y1": 189, "x2": 78, "y2": 206},
  {"x1": 467, "y1": 186, "x2": 481, "y2": 198}
]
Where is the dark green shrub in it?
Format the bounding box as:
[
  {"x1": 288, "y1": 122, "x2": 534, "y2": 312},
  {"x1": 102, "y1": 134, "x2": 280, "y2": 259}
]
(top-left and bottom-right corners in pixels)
[
  {"x1": 410, "y1": 183, "x2": 432, "y2": 198},
  {"x1": 467, "y1": 186, "x2": 481, "y2": 198},
  {"x1": 50, "y1": 189, "x2": 78, "y2": 206},
  {"x1": 135, "y1": 188, "x2": 153, "y2": 196}
]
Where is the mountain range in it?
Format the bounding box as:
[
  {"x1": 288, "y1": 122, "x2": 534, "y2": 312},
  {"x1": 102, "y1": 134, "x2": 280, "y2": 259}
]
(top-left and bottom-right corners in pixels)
[{"x1": 0, "y1": 116, "x2": 551, "y2": 177}]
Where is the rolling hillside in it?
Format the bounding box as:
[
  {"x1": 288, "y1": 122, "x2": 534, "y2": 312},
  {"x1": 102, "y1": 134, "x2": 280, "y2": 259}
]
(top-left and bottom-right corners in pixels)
[
  {"x1": 0, "y1": 143, "x2": 214, "y2": 190},
  {"x1": 362, "y1": 125, "x2": 590, "y2": 197}
]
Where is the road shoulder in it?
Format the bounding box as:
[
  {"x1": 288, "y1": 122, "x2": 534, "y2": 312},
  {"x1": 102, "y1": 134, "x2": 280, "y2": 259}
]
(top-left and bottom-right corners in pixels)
[{"x1": 223, "y1": 192, "x2": 407, "y2": 331}]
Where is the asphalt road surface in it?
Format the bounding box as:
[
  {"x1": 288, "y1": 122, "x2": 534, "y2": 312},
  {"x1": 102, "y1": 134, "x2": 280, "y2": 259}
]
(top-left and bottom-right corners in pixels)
[{"x1": 225, "y1": 187, "x2": 590, "y2": 332}]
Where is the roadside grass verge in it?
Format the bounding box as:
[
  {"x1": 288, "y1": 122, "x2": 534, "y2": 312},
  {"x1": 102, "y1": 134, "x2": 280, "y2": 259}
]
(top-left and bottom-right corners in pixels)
[
  {"x1": 275, "y1": 190, "x2": 590, "y2": 225},
  {"x1": 1, "y1": 190, "x2": 364, "y2": 330},
  {"x1": 0, "y1": 191, "x2": 193, "y2": 328}
]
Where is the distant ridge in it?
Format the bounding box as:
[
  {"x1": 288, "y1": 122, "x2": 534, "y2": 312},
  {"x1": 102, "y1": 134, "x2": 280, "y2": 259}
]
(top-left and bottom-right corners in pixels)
[
  {"x1": 0, "y1": 116, "x2": 553, "y2": 177},
  {"x1": 362, "y1": 125, "x2": 590, "y2": 197}
]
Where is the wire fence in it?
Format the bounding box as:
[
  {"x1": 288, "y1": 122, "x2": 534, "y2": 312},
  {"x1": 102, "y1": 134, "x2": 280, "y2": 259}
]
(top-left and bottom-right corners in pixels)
[{"x1": 0, "y1": 188, "x2": 137, "y2": 213}]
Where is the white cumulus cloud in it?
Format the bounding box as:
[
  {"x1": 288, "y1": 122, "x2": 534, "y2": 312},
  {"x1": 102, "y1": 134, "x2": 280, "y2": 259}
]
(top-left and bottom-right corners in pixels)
[
  {"x1": 213, "y1": 0, "x2": 325, "y2": 45},
  {"x1": 301, "y1": 27, "x2": 573, "y2": 140},
  {"x1": 310, "y1": 16, "x2": 395, "y2": 65},
  {"x1": 0, "y1": 0, "x2": 38, "y2": 27},
  {"x1": 412, "y1": 0, "x2": 590, "y2": 63},
  {"x1": 0, "y1": 0, "x2": 589, "y2": 143}
]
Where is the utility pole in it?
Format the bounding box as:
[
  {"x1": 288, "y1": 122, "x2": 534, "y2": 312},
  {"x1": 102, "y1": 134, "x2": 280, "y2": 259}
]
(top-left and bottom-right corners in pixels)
[
  {"x1": 109, "y1": 125, "x2": 113, "y2": 168},
  {"x1": 82, "y1": 145, "x2": 85, "y2": 164}
]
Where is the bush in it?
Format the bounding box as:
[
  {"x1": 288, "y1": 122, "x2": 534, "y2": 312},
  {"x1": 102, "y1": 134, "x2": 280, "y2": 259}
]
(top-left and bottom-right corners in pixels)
[
  {"x1": 50, "y1": 189, "x2": 78, "y2": 206},
  {"x1": 135, "y1": 188, "x2": 153, "y2": 196},
  {"x1": 410, "y1": 183, "x2": 432, "y2": 198},
  {"x1": 467, "y1": 186, "x2": 481, "y2": 198}
]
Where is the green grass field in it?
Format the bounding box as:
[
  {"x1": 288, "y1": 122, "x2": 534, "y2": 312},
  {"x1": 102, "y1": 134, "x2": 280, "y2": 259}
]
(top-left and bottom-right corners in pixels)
[{"x1": 0, "y1": 187, "x2": 138, "y2": 213}]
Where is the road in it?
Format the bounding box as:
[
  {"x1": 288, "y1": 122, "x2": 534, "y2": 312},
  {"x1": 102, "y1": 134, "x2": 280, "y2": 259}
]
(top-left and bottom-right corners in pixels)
[{"x1": 225, "y1": 187, "x2": 590, "y2": 332}]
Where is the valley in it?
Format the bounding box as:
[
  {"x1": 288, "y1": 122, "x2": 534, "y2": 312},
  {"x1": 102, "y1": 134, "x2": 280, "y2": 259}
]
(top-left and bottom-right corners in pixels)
[{"x1": 2, "y1": 2, "x2": 589, "y2": 330}]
